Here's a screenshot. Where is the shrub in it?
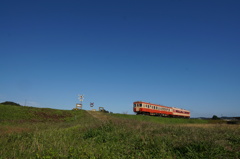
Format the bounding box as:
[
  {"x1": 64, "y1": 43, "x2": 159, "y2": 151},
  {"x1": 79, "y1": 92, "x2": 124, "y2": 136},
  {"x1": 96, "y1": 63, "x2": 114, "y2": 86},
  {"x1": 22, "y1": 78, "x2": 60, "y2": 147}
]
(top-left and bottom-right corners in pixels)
[{"x1": 0, "y1": 101, "x2": 21, "y2": 106}]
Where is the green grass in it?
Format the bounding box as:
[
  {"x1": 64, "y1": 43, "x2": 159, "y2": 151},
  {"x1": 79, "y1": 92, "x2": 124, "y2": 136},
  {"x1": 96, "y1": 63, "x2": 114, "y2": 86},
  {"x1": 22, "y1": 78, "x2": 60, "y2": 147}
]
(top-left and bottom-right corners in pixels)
[
  {"x1": 0, "y1": 104, "x2": 81, "y2": 123},
  {"x1": 0, "y1": 104, "x2": 240, "y2": 158},
  {"x1": 111, "y1": 113, "x2": 209, "y2": 124}
]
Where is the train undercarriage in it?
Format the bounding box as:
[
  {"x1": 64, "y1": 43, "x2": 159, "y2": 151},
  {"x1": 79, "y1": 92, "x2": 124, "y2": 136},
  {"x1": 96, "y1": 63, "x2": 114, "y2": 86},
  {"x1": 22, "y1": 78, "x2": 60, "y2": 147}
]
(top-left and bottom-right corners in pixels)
[{"x1": 136, "y1": 111, "x2": 189, "y2": 118}]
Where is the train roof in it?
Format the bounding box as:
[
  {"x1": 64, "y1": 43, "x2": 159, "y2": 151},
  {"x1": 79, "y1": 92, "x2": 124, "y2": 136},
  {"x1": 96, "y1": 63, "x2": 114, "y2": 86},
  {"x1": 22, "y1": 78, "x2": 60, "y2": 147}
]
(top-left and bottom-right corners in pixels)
[{"x1": 134, "y1": 101, "x2": 171, "y2": 108}]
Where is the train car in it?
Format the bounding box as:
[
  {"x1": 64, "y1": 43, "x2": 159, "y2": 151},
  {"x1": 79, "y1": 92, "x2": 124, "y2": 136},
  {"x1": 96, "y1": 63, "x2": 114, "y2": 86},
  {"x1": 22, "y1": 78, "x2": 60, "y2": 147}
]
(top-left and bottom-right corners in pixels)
[
  {"x1": 133, "y1": 101, "x2": 190, "y2": 118},
  {"x1": 171, "y1": 107, "x2": 190, "y2": 118}
]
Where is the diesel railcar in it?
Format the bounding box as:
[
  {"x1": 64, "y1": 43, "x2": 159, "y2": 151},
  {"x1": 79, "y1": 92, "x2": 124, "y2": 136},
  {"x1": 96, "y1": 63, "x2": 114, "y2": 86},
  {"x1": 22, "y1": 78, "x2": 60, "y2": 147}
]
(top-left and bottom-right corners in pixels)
[{"x1": 133, "y1": 101, "x2": 190, "y2": 118}]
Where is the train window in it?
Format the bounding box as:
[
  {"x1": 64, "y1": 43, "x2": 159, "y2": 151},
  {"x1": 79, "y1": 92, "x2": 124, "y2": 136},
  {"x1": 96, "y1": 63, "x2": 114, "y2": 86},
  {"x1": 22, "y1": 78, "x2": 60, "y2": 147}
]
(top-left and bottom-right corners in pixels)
[
  {"x1": 134, "y1": 104, "x2": 136, "y2": 107},
  {"x1": 140, "y1": 104, "x2": 142, "y2": 107}
]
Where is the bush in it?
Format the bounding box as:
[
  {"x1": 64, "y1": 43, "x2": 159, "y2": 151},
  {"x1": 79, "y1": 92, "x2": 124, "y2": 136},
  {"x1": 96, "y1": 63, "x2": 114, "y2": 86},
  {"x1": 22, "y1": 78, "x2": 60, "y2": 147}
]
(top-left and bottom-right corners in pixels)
[
  {"x1": 212, "y1": 115, "x2": 220, "y2": 120},
  {"x1": 0, "y1": 101, "x2": 21, "y2": 106}
]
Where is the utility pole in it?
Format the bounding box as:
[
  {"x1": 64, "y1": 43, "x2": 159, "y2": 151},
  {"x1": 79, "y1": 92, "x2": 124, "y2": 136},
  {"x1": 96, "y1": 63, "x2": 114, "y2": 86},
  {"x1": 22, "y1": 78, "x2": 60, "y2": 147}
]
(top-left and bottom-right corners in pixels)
[{"x1": 76, "y1": 94, "x2": 84, "y2": 109}]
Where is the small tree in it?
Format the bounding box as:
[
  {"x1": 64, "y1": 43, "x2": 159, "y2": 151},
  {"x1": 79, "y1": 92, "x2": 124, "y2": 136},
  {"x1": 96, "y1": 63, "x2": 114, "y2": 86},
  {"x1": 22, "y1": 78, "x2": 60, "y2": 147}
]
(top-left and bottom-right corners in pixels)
[{"x1": 212, "y1": 115, "x2": 219, "y2": 120}]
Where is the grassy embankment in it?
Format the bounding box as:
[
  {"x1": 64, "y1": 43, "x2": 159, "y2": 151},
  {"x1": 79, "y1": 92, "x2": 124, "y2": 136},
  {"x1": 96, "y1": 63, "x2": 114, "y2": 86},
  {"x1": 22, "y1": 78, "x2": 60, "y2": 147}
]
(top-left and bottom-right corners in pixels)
[{"x1": 0, "y1": 104, "x2": 240, "y2": 159}]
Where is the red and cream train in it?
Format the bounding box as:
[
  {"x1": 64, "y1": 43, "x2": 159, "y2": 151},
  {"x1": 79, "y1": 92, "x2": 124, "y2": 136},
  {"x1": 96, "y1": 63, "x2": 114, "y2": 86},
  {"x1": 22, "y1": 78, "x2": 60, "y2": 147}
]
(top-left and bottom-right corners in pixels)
[{"x1": 133, "y1": 101, "x2": 190, "y2": 118}]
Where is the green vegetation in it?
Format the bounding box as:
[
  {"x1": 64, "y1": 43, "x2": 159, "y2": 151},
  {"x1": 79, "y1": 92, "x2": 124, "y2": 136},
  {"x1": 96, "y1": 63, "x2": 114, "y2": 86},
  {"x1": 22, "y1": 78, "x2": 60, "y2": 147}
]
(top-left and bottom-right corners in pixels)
[
  {"x1": 0, "y1": 101, "x2": 21, "y2": 106},
  {"x1": 111, "y1": 113, "x2": 209, "y2": 124},
  {"x1": 212, "y1": 115, "x2": 220, "y2": 120},
  {"x1": 0, "y1": 104, "x2": 76, "y2": 123},
  {"x1": 0, "y1": 104, "x2": 240, "y2": 158}
]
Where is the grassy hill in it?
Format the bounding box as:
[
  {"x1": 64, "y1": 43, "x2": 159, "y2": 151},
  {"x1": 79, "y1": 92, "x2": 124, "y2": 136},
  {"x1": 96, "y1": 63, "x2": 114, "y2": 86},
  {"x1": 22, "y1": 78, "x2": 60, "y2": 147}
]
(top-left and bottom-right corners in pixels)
[
  {"x1": 0, "y1": 104, "x2": 74, "y2": 122},
  {"x1": 110, "y1": 113, "x2": 210, "y2": 124},
  {"x1": 0, "y1": 104, "x2": 240, "y2": 158}
]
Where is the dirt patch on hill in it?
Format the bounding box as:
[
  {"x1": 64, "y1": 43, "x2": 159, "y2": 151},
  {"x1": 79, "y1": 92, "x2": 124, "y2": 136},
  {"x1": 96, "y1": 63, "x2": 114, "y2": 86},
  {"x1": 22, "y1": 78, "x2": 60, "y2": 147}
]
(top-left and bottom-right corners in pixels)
[
  {"x1": 87, "y1": 111, "x2": 110, "y2": 122},
  {"x1": 0, "y1": 126, "x2": 31, "y2": 135},
  {"x1": 177, "y1": 123, "x2": 240, "y2": 129},
  {"x1": 32, "y1": 111, "x2": 72, "y2": 122}
]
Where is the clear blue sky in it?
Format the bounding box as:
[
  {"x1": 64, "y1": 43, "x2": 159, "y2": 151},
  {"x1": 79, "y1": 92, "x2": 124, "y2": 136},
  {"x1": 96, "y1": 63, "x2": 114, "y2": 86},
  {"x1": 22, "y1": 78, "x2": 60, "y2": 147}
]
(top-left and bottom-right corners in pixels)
[{"x1": 1, "y1": 0, "x2": 240, "y2": 117}]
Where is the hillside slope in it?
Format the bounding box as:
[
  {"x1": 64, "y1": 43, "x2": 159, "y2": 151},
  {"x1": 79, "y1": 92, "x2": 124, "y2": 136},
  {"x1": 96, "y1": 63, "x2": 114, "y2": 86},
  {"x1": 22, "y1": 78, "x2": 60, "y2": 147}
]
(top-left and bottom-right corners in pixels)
[
  {"x1": 1, "y1": 104, "x2": 240, "y2": 158},
  {"x1": 0, "y1": 104, "x2": 78, "y2": 122}
]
